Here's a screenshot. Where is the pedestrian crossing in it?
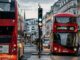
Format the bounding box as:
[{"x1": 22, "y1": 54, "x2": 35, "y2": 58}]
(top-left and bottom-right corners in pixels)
[{"x1": 27, "y1": 55, "x2": 52, "y2": 60}]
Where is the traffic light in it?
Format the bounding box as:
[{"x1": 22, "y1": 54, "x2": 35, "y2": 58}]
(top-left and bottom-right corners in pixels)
[
  {"x1": 38, "y1": 18, "x2": 42, "y2": 27},
  {"x1": 38, "y1": 7, "x2": 43, "y2": 27},
  {"x1": 38, "y1": 8, "x2": 42, "y2": 18}
]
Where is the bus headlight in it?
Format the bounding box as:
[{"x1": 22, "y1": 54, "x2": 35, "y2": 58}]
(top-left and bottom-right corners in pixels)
[
  {"x1": 70, "y1": 27, "x2": 74, "y2": 30},
  {"x1": 74, "y1": 48, "x2": 77, "y2": 51},
  {"x1": 54, "y1": 47, "x2": 57, "y2": 51}
]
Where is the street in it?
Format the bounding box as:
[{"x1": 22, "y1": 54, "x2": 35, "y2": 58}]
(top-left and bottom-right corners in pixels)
[
  {"x1": 0, "y1": 0, "x2": 80, "y2": 60},
  {"x1": 22, "y1": 43, "x2": 80, "y2": 60}
]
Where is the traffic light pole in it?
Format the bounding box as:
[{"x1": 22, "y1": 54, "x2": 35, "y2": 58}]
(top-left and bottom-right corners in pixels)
[
  {"x1": 38, "y1": 6, "x2": 43, "y2": 58},
  {"x1": 38, "y1": 25, "x2": 42, "y2": 57}
]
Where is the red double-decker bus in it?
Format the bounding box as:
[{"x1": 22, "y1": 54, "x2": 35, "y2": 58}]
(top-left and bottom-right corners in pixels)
[
  {"x1": 0, "y1": 0, "x2": 18, "y2": 60},
  {"x1": 50, "y1": 13, "x2": 79, "y2": 55}
]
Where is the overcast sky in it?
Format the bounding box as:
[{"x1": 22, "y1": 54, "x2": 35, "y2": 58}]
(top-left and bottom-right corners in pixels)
[{"x1": 18, "y1": 0, "x2": 58, "y2": 19}]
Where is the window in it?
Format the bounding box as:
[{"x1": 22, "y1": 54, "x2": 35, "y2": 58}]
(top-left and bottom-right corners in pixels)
[
  {"x1": 55, "y1": 16, "x2": 76, "y2": 23},
  {"x1": 56, "y1": 17, "x2": 69, "y2": 23},
  {"x1": 0, "y1": 0, "x2": 15, "y2": 19},
  {"x1": 0, "y1": 0, "x2": 15, "y2": 11},
  {"x1": 0, "y1": 26, "x2": 14, "y2": 35},
  {"x1": 53, "y1": 33, "x2": 77, "y2": 47}
]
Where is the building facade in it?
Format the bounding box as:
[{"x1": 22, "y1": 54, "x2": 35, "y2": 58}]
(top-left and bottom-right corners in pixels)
[
  {"x1": 24, "y1": 18, "x2": 38, "y2": 41},
  {"x1": 51, "y1": 0, "x2": 79, "y2": 15},
  {"x1": 42, "y1": 12, "x2": 53, "y2": 39}
]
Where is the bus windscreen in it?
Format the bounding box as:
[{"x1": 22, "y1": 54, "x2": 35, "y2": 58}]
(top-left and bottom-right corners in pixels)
[
  {"x1": 53, "y1": 33, "x2": 77, "y2": 47},
  {"x1": 56, "y1": 17, "x2": 69, "y2": 23}
]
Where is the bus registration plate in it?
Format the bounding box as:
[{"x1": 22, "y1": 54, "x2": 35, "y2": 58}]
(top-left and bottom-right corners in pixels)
[{"x1": 0, "y1": 45, "x2": 9, "y2": 53}]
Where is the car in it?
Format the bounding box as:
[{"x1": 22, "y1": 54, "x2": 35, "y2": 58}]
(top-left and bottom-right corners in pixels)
[
  {"x1": 43, "y1": 40, "x2": 50, "y2": 48},
  {"x1": 17, "y1": 37, "x2": 24, "y2": 60}
]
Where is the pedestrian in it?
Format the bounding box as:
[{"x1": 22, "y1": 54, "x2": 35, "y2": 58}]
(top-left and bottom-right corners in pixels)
[{"x1": 24, "y1": 35, "x2": 27, "y2": 44}]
